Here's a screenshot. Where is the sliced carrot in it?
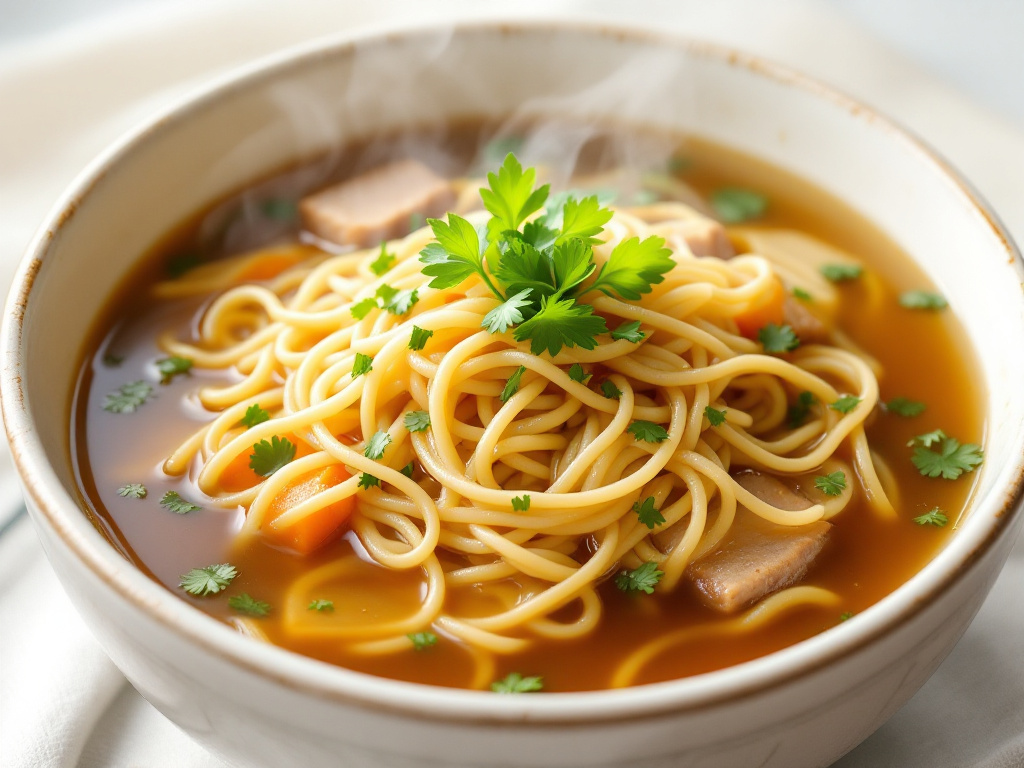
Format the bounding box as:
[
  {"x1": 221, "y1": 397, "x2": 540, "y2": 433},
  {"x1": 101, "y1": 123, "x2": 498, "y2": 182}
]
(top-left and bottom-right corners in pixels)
[
  {"x1": 263, "y1": 465, "x2": 355, "y2": 555},
  {"x1": 734, "y1": 277, "x2": 786, "y2": 339}
]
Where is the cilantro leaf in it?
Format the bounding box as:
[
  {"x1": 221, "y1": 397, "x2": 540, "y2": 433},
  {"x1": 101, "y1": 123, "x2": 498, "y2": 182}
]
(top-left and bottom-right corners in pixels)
[
  {"x1": 886, "y1": 397, "x2": 926, "y2": 417},
  {"x1": 500, "y1": 366, "x2": 527, "y2": 403},
  {"x1": 829, "y1": 395, "x2": 861, "y2": 414},
  {"x1": 820, "y1": 264, "x2": 863, "y2": 282},
  {"x1": 408, "y1": 631, "x2": 438, "y2": 651},
  {"x1": 350, "y1": 297, "x2": 378, "y2": 320},
  {"x1": 511, "y1": 494, "x2": 531, "y2": 512},
  {"x1": 787, "y1": 391, "x2": 816, "y2": 428},
  {"x1": 241, "y1": 404, "x2": 270, "y2": 428},
  {"x1": 900, "y1": 290, "x2": 947, "y2": 310},
  {"x1": 911, "y1": 436, "x2": 984, "y2": 479},
  {"x1": 914, "y1": 507, "x2": 949, "y2": 527},
  {"x1": 628, "y1": 420, "x2": 670, "y2": 443},
  {"x1": 160, "y1": 490, "x2": 201, "y2": 514},
  {"x1": 513, "y1": 296, "x2": 607, "y2": 356},
  {"x1": 383, "y1": 288, "x2": 419, "y2": 316},
  {"x1": 180, "y1": 563, "x2": 237, "y2": 596},
  {"x1": 909, "y1": 429, "x2": 947, "y2": 448},
  {"x1": 370, "y1": 242, "x2": 396, "y2": 276},
  {"x1": 839, "y1": 611, "x2": 855, "y2": 622},
  {"x1": 155, "y1": 356, "x2": 193, "y2": 384},
  {"x1": 633, "y1": 496, "x2": 665, "y2": 529},
  {"x1": 568, "y1": 363, "x2": 590, "y2": 383},
  {"x1": 404, "y1": 410, "x2": 431, "y2": 433},
  {"x1": 491, "y1": 671, "x2": 544, "y2": 694},
  {"x1": 364, "y1": 430, "x2": 392, "y2": 460},
  {"x1": 711, "y1": 188, "x2": 767, "y2": 223},
  {"x1": 408, "y1": 325, "x2": 434, "y2": 351},
  {"x1": 758, "y1": 323, "x2": 800, "y2": 354},
  {"x1": 419, "y1": 214, "x2": 483, "y2": 290},
  {"x1": 704, "y1": 406, "x2": 727, "y2": 427},
  {"x1": 228, "y1": 593, "x2": 270, "y2": 617},
  {"x1": 588, "y1": 236, "x2": 674, "y2": 301},
  {"x1": 308, "y1": 599, "x2": 334, "y2": 612},
  {"x1": 814, "y1": 471, "x2": 847, "y2": 496},
  {"x1": 102, "y1": 380, "x2": 153, "y2": 413},
  {"x1": 481, "y1": 288, "x2": 532, "y2": 334},
  {"x1": 117, "y1": 483, "x2": 147, "y2": 499},
  {"x1": 480, "y1": 153, "x2": 549, "y2": 236},
  {"x1": 400, "y1": 462, "x2": 415, "y2": 478},
  {"x1": 600, "y1": 380, "x2": 622, "y2": 399},
  {"x1": 793, "y1": 287, "x2": 813, "y2": 302},
  {"x1": 358, "y1": 473, "x2": 380, "y2": 489},
  {"x1": 614, "y1": 562, "x2": 664, "y2": 594},
  {"x1": 556, "y1": 195, "x2": 613, "y2": 245},
  {"x1": 352, "y1": 352, "x2": 373, "y2": 378},
  {"x1": 249, "y1": 436, "x2": 296, "y2": 477},
  {"x1": 611, "y1": 320, "x2": 645, "y2": 343}
]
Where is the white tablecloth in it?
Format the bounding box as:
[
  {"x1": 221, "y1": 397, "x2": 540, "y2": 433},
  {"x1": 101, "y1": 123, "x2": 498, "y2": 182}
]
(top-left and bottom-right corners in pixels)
[{"x1": 1, "y1": 1, "x2": 1023, "y2": 766}]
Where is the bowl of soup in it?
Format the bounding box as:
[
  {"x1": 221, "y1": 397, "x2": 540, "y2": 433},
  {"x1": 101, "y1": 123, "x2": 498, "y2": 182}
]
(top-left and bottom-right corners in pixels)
[{"x1": 3, "y1": 21, "x2": 1022, "y2": 768}]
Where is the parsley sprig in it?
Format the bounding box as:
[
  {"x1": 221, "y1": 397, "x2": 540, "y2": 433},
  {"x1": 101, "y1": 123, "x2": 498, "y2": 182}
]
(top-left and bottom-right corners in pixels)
[
  {"x1": 418, "y1": 154, "x2": 674, "y2": 356},
  {"x1": 908, "y1": 430, "x2": 983, "y2": 479}
]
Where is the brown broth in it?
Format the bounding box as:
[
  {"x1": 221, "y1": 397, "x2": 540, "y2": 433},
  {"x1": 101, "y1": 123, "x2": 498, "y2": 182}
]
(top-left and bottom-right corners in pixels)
[{"x1": 70, "y1": 125, "x2": 984, "y2": 692}]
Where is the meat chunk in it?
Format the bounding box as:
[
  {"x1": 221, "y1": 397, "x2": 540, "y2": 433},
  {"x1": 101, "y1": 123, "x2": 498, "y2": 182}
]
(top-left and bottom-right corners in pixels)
[
  {"x1": 299, "y1": 159, "x2": 455, "y2": 248},
  {"x1": 783, "y1": 295, "x2": 829, "y2": 344},
  {"x1": 686, "y1": 471, "x2": 830, "y2": 613},
  {"x1": 679, "y1": 217, "x2": 734, "y2": 259}
]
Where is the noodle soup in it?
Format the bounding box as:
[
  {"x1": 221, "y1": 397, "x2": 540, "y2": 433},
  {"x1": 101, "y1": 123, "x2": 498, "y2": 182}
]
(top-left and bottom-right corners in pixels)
[{"x1": 71, "y1": 126, "x2": 983, "y2": 692}]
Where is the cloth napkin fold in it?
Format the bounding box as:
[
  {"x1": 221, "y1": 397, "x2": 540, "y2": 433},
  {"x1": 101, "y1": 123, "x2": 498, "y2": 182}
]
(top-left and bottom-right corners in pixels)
[{"x1": 1, "y1": 1, "x2": 1022, "y2": 766}]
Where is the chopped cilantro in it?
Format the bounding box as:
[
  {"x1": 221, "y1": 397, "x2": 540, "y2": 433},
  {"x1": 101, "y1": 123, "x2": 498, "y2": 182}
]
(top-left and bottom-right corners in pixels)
[
  {"x1": 491, "y1": 672, "x2": 544, "y2": 694},
  {"x1": 180, "y1": 564, "x2": 236, "y2": 596},
  {"x1": 358, "y1": 473, "x2": 380, "y2": 490},
  {"x1": 511, "y1": 494, "x2": 531, "y2": 512},
  {"x1": 758, "y1": 323, "x2": 800, "y2": 354},
  {"x1": 408, "y1": 631, "x2": 438, "y2": 650},
  {"x1": 829, "y1": 395, "x2": 861, "y2": 414},
  {"x1": 568, "y1": 363, "x2": 590, "y2": 383},
  {"x1": 787, "y1": 391, "x2": 816, "y2": 428},
  {"x1": 909, "y1": 429, "x2": 946, "y2": 448},
  {"x1": 117, "y1": 483, "x2": 147, "y2": 499},
  {"x1": 610, "y1": 320, "x2": 645, "y2": 343},
  {"x1": 886, "y1": 397, "x2": 926, "y2": 417},
  {"x1": 228, "y1": 593, "x2": 270, "y2": 617},
  {"x1": 600, "y1": 380, "x2": 622, "y2": 400},
  {"x1": 160, "y1": 490, "x2": 201, "y2": 514},
  {"x1": 899, "y1": 290, "x2": 947, "y2": 310},
  {"x1": 914, "y1": 507, "x2": 949, "y2": 527},
  {"x1": 350, "y1": 297, "x2": 378, "y2": 320},
  {"x1": 382, "y1": 286, "x2": 418, "y2": 316},
  {"x1": 839, "y1": 611, "x2": 855, "y2": 622},
  {"x1": 710, "y1": 188, "x2": 767, "y2": 224},
  {"x1": 370, "y1": 242, "x2": 396, "y2": 276},
  {"x1": 408, "y1": 325, "x2": 434, "y2": 351},
  {"x1": 308, "y1": 599, "x2": 334, "y2": 612},
  {"x1": 249, "y1": 436, "x2": 296, "y2": 477},
  {"x1": 910, "y1": 433, "x2": 983, "y2": 479},
  {"x1": 704, "y1": 406, "x2": 727, "y2": 427},
  {"x1": 404, "y1": 410, "x2": 431, "y2": 433},
  {"x1": 814, "y1": 471, "x2": 847, "y2": 496},
  {"x1": 792, "y1": 287, "x2": 813, "y2": 302},
  {"x1": 241, "y1": 403, "x2": 270, "y2": 428},
  {"x1": 352, "y1": 352, "x2": 373, "y2": 378},
  {"x1": 102, "y1": 380, "x2": 153, "y2": 414},
  {"x1": 500, "y1": 366, "x2": 527, "y2": 403},
  {"x1": 155, "y1": 356, "x2": 193, "y2": 384},
  {"x1": 628, "y1": 420, "x2": 670, "y2": 443},
  {"x1": 363, "y1": 430, "x2": 392, "y2": 460},
  {"x1": 614, "y1": 562, "x2": 664, "y2": 594},
  {"x1": 400, "y1": 462, "x2": 415, "y2": 478},
  {"x1": 350, "y1": 285, "x2": 418, "y2": 319},
  {"x1": 820, "y1": 264, "x2": 863, "y2": 282},
  {"x1": 633, "y1": 496, "x2": 665, "y2": 529}
]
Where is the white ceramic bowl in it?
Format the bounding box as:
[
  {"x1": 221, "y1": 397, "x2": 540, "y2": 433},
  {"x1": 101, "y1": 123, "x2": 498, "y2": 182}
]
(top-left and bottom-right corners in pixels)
[{"x1": 4, "y1": 22, "x2": 1023, "y2": 768}]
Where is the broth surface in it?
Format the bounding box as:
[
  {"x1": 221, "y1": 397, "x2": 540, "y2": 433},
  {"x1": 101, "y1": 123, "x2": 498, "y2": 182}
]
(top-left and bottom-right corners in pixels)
[{"x1": 71, "y1": 124, "x2": 983, "y2": 691}]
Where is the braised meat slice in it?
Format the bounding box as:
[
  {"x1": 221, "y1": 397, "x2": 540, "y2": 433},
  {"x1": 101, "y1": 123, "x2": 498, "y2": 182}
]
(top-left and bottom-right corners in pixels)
[{"x1": 299, "y1": 159, "x2": 455, "y2": 248}]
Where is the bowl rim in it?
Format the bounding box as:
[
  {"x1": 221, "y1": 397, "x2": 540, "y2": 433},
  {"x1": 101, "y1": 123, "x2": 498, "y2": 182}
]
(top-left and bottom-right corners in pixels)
[{"x1": 3, "y1": 18, "x2": 1023, "y2": 726}]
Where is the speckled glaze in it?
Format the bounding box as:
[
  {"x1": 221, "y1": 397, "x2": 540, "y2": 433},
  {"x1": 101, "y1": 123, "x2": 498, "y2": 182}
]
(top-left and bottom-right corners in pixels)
[{"x1": 3, "y1": 23, "x2": 1023, "y2": 768}]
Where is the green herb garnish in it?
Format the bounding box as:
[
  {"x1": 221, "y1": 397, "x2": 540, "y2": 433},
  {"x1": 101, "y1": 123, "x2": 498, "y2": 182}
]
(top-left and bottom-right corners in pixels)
[
  {"x1": 500, "y1": 366, "x2": 527, "y2": 403},
  {"x1": 633, "y1": 497, "x2": 666, "y2": 529},
  {"x1": 758, "y1": 323, "x2": 800, "y2": 354},
  {"x1": 228, "y1": 593, "x2": 270, "y2": 617},
  {"x1": 820, "y1": 264, "x2": 863, "y2": 282},
  {"x1": 241, "y1": 404, "x2": 270, "y2": 428},
  {"x1": 102, "y1": 381, "x2": 153, "y2": 414},
  {"x1": 909, "y1": 431, "x2": 983, "y2": 479},
  {"x1": 628, "y1": 420, "x2": 669, "y2": 443},
  {"x1": 600, "y1": 380, "x2": 622, "y2": 400},
  {"x1": 408, "y1": 326, "x2": 434, "y2": 351},
  {"x1": 352, "y1": 352, "x2": 373, "y2": 378},
  {"x1": 408, "y1": 631, "x2": 438, "y2": 651},
  {"x1": 155, "y1": 356, "x2": 193, "y2": 384},
  {"x1": 829, "y1": 395, "x2": 861, "y2": 414},
  {"x1": 914, "y1": 507, "x2": 949, "y2": 527},
  {"x1": 180, "y1": 564, "x2": 237, "y2": 596},
  {"x1": 614, "y1": 562, "x2": 664, "y2": 594},
  {"x1": 370, "y1": 242, "x2": 397, "y2": 276},
  {"x1": 404, "y1": 411, "x2": 431, "y2": 433},
  {"x1": 814, "y1": 471, "x2": 847, "y2": 497},
  {"x1": 160, "y1": 490, "x2": 201, "y2": 514},
  {"x1": 491, "y1": 672, "x2": 544, "y2": 694},
  {"x1": 710, "y1": 188, "x2": 767, "y2": 223},
  {"x1": 358, "y1": 473, "x2": 380, "y2": 490},
  {"x1": 787, "y1": 391, "x2": 816, "y2": 428},
  {"x1": 249, "y1": 436, "x2": 296, "y2": 477},
  {"x1": 611, "y1": 320, "x2": 645, "y2": 343},
  {"x1": 363, "y1": 430, "x2": 392, "y2": 460},
  {"x1": 117, "y1": 483, "x2": 147, "y2": 499},
  {"x1": 511, "y1": 494, "x2": 531, "y2": 512},
  {"x1": 899, "y1": 290, "x2": 947, "y2": 310},
  {"x1": 568, "y1": 363, "x2": 590, "y2": 383},
  {"x1": 886, "y1": 397, "x2": 926, "y2": 417},
  {"x1": 308, "y1": 599, "x2": 334, "y2": 612},
  {"x1": 704, "y1": 406, "x2": 727, "y2": 427}
]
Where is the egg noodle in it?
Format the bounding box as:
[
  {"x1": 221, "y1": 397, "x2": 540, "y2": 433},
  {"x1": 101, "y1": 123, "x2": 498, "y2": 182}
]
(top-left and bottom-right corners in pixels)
[{"x1": 155, "y1": 179, "x2": 892, "y2": 689}]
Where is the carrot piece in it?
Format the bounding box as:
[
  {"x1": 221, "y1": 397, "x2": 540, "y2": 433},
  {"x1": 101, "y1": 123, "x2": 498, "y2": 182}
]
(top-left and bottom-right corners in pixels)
[
  {"x1": 263, "y1": 465, "x2": 355, "y2": 555},
  {"x1": 734, "y1": 277, "x2": 786, "y2": 339}
]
